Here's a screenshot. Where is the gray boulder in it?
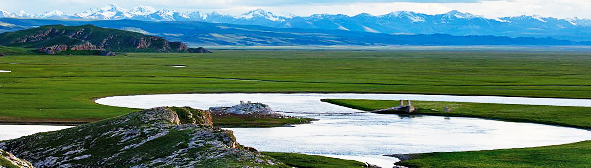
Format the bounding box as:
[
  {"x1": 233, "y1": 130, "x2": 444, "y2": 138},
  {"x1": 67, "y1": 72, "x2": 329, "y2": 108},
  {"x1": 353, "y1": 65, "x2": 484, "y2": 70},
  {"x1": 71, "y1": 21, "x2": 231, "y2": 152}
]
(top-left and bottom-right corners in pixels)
[{"x1": 209, "y1": 102, "x2": 274, "y2": 115}]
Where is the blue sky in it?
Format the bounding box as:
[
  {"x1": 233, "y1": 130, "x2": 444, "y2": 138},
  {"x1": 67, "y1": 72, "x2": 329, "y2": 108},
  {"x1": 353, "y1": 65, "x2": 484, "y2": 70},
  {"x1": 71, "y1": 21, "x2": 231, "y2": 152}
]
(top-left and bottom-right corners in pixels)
[{"x1": 1, "y1": 0, "x2": 591, "y2": 19}]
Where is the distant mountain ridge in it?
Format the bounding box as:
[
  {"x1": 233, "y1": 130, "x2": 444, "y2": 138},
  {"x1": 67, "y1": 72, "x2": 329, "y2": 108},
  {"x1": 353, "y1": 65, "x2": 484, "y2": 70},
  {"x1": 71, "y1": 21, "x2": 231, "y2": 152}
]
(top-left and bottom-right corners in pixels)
[
  {"x1": 0, "y1": 18, "x2": 585, "y2": 46},
  {"x1": 2, "y1": 4, "x2": 591, "y2": 41}
]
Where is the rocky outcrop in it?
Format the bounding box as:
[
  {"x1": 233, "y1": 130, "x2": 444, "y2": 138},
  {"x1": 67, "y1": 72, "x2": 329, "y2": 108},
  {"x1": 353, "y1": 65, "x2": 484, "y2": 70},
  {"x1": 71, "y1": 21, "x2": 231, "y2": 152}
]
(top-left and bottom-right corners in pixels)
[
  {"x1": 1, "y1": 149, "x2": 34, "y2": 168},
  {"x1": 210, "y1": 102, "x2": 274, "y2": 115},
  {"x1": 128, "y1": 37, "x2": 188, "y2": 52},
  {"x1": 188, "y1": 47, "x2": 212, "y2": 53},
  {"x1": 69, "y1": 42, "x2": 99, "y2": 51},
  {"x1": 0, "y1": 25, "x2": 208, "y2": 54},
  {"x1": 39, "y1": 44, "x2": 68, "y2": 55},
  {"x1": 99, "y1": 50, "x2": 115, "y2": 56},
  {"x1": 0, "y1": 107, "x2": 283, "y2": 168}
]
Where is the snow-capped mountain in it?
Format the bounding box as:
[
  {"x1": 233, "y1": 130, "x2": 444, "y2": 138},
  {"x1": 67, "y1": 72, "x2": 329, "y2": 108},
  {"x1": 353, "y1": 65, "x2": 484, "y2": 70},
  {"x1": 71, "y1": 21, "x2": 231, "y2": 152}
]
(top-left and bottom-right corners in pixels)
[
  {"x1": 0, "y1": 9, "x2": 13, "y2": 18},
  {"x1": 76, "y1": 4, "x2": 131, "y2": 20},
  {"x1": 34, "y1": 10, "x2": 68, "y2": 19},
  {"x1": 12, "y1": 10, "x2": 31, "y2": 18},
  {"x1": 129, "y1": 5, "x2": 157, "y2": 16},
  {"x1": 238, "y1": 9, "x2": 283, "y2": 21},
  {"x1": 567, "y1": 17, "x2": 591, "y2": 27},
  {"x1": 1, "y1": 4, "x2": 591, "y2": 41}
]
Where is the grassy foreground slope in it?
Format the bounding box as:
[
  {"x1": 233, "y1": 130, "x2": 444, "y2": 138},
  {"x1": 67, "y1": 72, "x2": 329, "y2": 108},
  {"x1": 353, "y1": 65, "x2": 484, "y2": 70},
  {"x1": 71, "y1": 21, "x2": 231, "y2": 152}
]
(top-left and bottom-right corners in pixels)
[
  {"x1": 323, "y1": 99, "x2": 591, "y2": 168},
  {"x1": 1, "y1": 51, "x2": 591, "y2": 123}
]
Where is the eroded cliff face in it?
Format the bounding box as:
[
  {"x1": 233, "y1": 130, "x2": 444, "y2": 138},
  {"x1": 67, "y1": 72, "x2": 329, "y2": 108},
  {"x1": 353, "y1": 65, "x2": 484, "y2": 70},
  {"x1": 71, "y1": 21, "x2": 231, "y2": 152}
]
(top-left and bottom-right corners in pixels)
[
  {"x1": 0, "y1": 107, "x2": 282, "y2": 168},
  {"x1": 0, "y1": 25, "x2": 192, "y2": 54}
]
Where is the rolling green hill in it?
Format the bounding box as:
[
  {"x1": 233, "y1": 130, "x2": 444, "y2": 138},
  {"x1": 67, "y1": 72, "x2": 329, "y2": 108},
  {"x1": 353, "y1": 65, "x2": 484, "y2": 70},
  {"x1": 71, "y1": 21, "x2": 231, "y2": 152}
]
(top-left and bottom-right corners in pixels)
[
  {"x1": 0, "y1": 46, "x2": 32, "y2": 55},
  {"x1": 0, "y1": 25, "x2": 193, "y2": 53}
]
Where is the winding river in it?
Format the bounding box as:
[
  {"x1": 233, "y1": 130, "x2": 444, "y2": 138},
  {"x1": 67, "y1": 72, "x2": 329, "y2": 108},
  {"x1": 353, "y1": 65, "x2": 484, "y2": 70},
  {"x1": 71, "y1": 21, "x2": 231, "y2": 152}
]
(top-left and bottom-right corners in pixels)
[
  {"x1": 95, "y1": 93, "x2": 591, "y2": 167},
  {"x1": 2, "y1": 93, "x2": 591, "y2": 167}
]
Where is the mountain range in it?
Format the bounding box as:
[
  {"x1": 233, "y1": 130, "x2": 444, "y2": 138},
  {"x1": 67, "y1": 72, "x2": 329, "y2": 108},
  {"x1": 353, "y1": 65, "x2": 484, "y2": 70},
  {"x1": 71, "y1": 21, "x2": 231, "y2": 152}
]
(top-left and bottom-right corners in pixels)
[
  {"x1": 0, "y1": 18, "x2": 584, "y2": 46},
  {"x1": 2, "y1": 4, "x2": 591, "y2": 41}
]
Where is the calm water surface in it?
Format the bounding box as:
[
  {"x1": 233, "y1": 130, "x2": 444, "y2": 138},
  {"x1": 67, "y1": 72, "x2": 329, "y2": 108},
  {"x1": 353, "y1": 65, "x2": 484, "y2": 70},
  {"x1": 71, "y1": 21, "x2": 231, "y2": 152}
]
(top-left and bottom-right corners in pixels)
[
  {"x1": 93, "y1": 93, "x2": 591, "y2": 167},
  {"x1": 2, "y1": 93, "x2": 590, "y2": 168},
  {"x1": 0, "y1": 125, "x2": 72, "y2": 141}
]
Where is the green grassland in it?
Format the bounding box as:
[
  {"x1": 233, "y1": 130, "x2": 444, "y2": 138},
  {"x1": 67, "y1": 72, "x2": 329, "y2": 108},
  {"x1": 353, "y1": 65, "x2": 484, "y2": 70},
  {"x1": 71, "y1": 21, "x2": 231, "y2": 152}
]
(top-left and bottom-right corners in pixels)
[
  {"x1": 263, "y1": 152, "x2": 368, "y2": 168},
  {"x1": 0, "y1": 46, "x2": 33, "y2": 55},
  {"x1": 2, "y1": 50, "x2": 591, "y2": 123},
  {"x1": 2, "y1": 50, "x2": 591, "y2": 167},
  {"x1": 322, "y1": 99, "x2": 591, "y2": 167}
]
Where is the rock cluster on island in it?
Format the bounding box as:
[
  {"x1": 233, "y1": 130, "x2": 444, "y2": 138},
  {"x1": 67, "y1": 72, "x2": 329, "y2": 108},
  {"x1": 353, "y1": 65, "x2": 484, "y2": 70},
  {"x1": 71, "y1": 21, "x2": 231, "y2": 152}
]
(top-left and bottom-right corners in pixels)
[{"x1": 209, "y1": 101, "x2": 274, "y2": 115}]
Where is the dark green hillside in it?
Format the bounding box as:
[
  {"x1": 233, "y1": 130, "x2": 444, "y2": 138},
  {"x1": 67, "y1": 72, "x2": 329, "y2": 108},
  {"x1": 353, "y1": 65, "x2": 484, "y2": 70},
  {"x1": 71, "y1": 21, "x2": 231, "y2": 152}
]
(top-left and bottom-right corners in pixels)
[
  {"x1": 0, "y1": 25, "x2": 189, "y2": 53},
  {"x1": 0, "y1": 46, "x2": 32, "y2": 55}
]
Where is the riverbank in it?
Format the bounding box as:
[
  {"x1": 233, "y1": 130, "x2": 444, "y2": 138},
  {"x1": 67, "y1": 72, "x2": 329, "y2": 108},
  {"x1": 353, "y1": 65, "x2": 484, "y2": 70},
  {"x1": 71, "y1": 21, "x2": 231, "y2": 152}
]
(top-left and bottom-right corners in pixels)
[
  {"x1": 2, "y1": 51, "x2": 591, "y2": 123},
  {"x1": 0, "y1": 107, "x2": 371, "y2": 168},
  {"x1": 323, "y1": 99, "x2": 591, "y2": 167}
]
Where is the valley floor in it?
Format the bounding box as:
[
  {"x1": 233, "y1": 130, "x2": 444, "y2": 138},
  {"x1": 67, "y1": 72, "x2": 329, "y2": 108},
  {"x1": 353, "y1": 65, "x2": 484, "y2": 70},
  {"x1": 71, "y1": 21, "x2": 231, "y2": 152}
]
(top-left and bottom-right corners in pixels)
[
  {"x1": 1, "y1": 50, "x2": 591, "y2": 123},
  {"x1": 1, "y1": 50, "x2": 591, "y2": 167}
]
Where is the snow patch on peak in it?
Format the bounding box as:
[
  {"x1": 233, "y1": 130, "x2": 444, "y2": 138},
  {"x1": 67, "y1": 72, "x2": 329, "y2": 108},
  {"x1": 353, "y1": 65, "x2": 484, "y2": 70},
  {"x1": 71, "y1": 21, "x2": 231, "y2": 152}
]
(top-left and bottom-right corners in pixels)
[
  {"x1": 239, "y1": 9, "x2": 283, "y2": 22},
  {"x1": 0, "y1": 9, "x2": 13, "y2": 17},
  {"x1": 493, "y1": 17, "x2": 510, "y2": 23},
  {"x1": 566, "y1": 18, "x2": 578, "y2": 25},
  {"x1": 38, "y1": 10, "x2": 65, "y2": 18},
  {"x1": 130, "y1": 5, "x2": 157, "y2": 16},
  {"x1": 385, "y1": 11, "x2": 417, "y2": 17},
  {"x1": 445, "y1": 10, "x2": 478, "y2": 19},
  {"x1": 13, "y1": 10, "x2": 30, "y2": 17},
  {"x1": 532, "y1": 15, "x2": 547, "y2": 22},
  {"x1": 150, "y1": 9, "x2": 178, "y2": 21},
  {"x1": 76, "y1": 8, "x2": 99, "y2": 17},
  {"x1": 362, "y1": 26, "x2": 380, "y2": 33},
  {"x1": 567, "y1": 17, "x2": 591, "y2": 26},
  {"x1": 276, "y1": 12, "x2": 295, "y2": 19},
  {"x1": 384, "y1": 11, "x2": 424, "y2": 22},
  {"x1": 156, "y1": 9, "x2": 176, "y2": 15},
  {"x1": 101, "y1": 4, "x2": 125, "y2": 12},
  {"x1": 337, "y1": 25, "x2": 349, "y2": 31},
  {"x1": 409, "y1": 15, "x2": 425, "y2": 22}
]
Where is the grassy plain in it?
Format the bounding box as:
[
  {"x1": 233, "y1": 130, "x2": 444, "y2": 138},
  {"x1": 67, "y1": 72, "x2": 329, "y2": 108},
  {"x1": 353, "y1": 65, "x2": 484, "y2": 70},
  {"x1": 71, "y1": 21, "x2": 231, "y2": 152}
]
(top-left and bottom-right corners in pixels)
[
  {"x1": 2, "y1": 50, "x2": 591, "y2": 167},
  {"x1": 2, "y1": 50, "x2": 591, "y2": 123},
  {"x1": 262, "y1": 152, "x2": 368, "y2": 168},
  {"x1": 323, "y1": 99, "x2": 591, "y2": 167}
]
